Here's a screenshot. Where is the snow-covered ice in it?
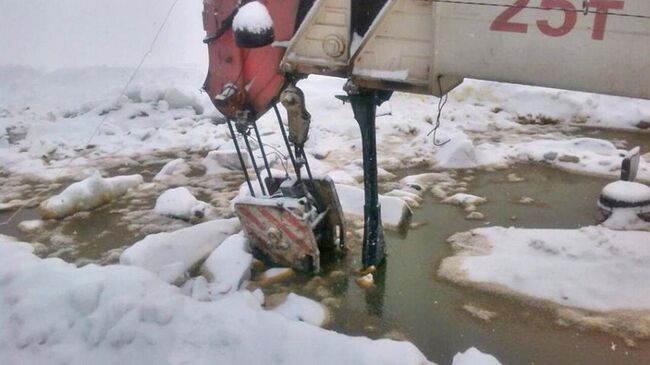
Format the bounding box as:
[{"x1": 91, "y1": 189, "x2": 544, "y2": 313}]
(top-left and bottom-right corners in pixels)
[
  {"x1": 452, "y1": 348, "x2": 502, "y2": 365},
  {"x1": 1, "y1": 47, "x2": 648, "y2": 364},
  {"x1": 442, "y1": 193, "x2": 487, "y2": 211},
  {"x1": 202, "y1": 149, "x2": 250, "y2": 173},
  {"x1": 153, "y1": 158, "x2": 190, "y2": 181},
  {"x1": 201, "y1": 232, "x2": 253, "y2": 298},
  {"x1": 120, "y1": 218, "x2": 240, "y2": 284},
  {"x1": 39, "y1": 172, "x2": 143, "y2": 219},
  {"x1": 440, "y1": 226, "x2": 650, "y2": 313},
  {"x1": 271, "y1": 293, "x2": 330, "y2": 327},
  {"x1": 0, "y1": 238, "x2": 434, "y2": 365},
  {"x1": 154, "y1": 187, "x2": 213, "y2": 222},
  {"x1": 336, "y1": 184, "x2": 412, "y2": 230}
]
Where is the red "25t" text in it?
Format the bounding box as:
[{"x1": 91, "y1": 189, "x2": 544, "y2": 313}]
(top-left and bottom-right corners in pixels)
[{"x1": 490, "y1": 0, "x2": 624, "y2": 40}]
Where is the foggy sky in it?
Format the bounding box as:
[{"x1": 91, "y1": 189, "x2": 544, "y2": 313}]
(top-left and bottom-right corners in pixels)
[{"x1": 0, "y1": 0, "x2": 207, "y2": 70}]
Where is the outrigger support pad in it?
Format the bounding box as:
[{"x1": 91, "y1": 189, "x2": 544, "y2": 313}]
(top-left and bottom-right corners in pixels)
[{"x1": 344, "y1": 81, "x2": 392, "y2": 268}]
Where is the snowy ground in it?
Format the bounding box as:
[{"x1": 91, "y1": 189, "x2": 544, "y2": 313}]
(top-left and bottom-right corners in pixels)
[{"x1": 2, "y1": 64, "x2": 650, "y2": 363}]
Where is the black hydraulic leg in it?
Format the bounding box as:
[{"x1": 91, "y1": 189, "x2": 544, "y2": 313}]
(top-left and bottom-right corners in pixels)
[
  {"x1": 301, "y1": 147, "x2": 314, "y2": 181},
  {"x1": 348, "y1": 88, "x2": 386, "y2": 269},
  {"x1": 227, "y1": 119, "x2": 255, "y2": 197}
]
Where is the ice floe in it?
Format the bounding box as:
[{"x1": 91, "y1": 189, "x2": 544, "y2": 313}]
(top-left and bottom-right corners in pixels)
[
  {"x1": 154, "y1": 187, "x2": 213, "y2": 222},
  {"x1": 120, "y1": 218, "x2": 240, "y2": 284},
  {"x1": 39, "y1": 172, "x2": 143, "y2": 219},
  {"x1": 0, "y1": 237, "x2": 433, "y2": 365}
]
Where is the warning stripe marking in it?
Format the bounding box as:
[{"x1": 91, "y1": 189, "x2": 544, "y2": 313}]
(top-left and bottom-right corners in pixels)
[
  {"x1": 237, "y1": 206, "x2": 265, "y2": 231},
  {"x1": 282, "y1": 210, "x2": 309, "y2": 234},
  {"x1": 258, "y1": 207, "x2": 313, "y2": 253}
]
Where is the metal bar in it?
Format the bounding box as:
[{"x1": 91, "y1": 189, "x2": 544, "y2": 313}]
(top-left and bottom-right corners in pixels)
[
  {"x1": 273, "y1": 104, "x2": 299, "y2": 175},
  {"x1": 299, "y1": 146, "x2": 314, "y2": 181},
  {"x1": 227, "y1": 119, "x2": 255, "y2": 197},
  {"x1": 242, "y1": 130, "x2": 268, "y2": 195},
  {"x1": 252, "y1": 121, "x2": 273, "y2": 186},
  {"x1": 349, "y1": 89, "x2": 386, "y2": 269}
]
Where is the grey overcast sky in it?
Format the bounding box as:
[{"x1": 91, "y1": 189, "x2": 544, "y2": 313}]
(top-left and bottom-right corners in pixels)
[{"x1": 0, "y1": 0, "x2": 207, "y2": 70}]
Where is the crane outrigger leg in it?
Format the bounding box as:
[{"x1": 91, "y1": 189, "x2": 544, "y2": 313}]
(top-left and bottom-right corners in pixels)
[{"x1": 345, "y1": 81, "x2": 392, "y2": 269}]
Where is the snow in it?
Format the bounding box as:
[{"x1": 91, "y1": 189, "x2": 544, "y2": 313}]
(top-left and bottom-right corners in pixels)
[
  {"x1": 201, "y1": 233, "x2": 253, "y2": 298},
  {"x1": 452, "y1": 348, "x2": 502, "y2": 365},
  {"x1": 0, "y1": 238, "x2": 434, "y2": 365},
  {"x1": 400, "y1": 173, "x2": 453, "y2": 192},
  {"x1": 335, "y1": 184, "x2": 412, "y2": 230},
  {"x1": 202, "y1": 149, "x2": 250, "y2": 173},
  {"x1": 162, "y1": 87, "x2": 203, "y2": 114},
  {"x1": 601, "y1": 181, "x2": 650, "y2": 203},
  {"x1": 440, "y1": 226, "x2": 650, "y2": 312},
  {"x1": 232, "y1": 1, "x2": 273, "y2": 34},
  {"x1": 1, "y1": 35, "x2": 649, "y2": 364},
  {"x1": 39, "y1": 172, "x2": 143, "y2": 219},
  {"x1": 435, "y1": 132, "x2": 477, "y2": 168},
  {"x1": 2, "y1": 67, "x2": 649, "y2": 184},
  {"x1": 271, "y1": 293, "x2": 330, "y2": 327},
  {"x1": 120, "y1": 218, "x2": 241, "y2": 284},
  {"x1": 17, "y1": 220, "x2": 45, "y2": 233},
  {"x1": 154, "y1": 187, "x2": 213, "y2": 222},
  {"x1": 442, "y1": 193, "x2": 487, "y2": 211},
  {"x1": 153, "y1": 158, "x2": 190, "y2": 180},
  {"x1": 602, "y1": 208, "x2": 650, "y2": 231}
]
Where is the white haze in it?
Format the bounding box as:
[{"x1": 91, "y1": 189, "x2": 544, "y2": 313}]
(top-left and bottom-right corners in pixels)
[{"x1": 0, "y1": 0, "x2": 207, "y2": 70}]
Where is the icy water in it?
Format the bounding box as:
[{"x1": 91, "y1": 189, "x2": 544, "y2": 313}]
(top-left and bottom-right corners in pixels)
[
  {"x1": 1, "y1": 151, "x2": 650, "y2": 364},
  {"x1": 253, "y1": 164, "x2": 650, "y2": 365},
  {"x1": 329, "y1": 166, "x2": 650, "y2": 365}
]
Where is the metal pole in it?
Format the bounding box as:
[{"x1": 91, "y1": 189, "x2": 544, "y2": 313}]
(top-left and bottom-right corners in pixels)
[
  {"x1": 298, "y1": 146, "x2": 314, "y2": 181},
  {"x1": 242, "y1": 130, "x2": 268, "y2": 196},
  {"x1": 227, "y1": 119, "x2": 255, "y2": 197},
  {"x1": 273, "y1": 104, "x2": 299, "y2": 175},
  {"x1": 252, "y1": 122, "x2": 273, "y2": 184},
  {"x1": 349, "y1": 88, "x2": 386, "y2": 269}
]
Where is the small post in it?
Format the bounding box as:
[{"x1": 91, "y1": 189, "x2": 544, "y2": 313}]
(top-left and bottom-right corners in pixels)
[{"x1": 345, "y1": 82, "x2": 391, "y2": 268}]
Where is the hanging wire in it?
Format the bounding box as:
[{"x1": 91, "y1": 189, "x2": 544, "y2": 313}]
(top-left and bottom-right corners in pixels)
[
  {"x1": 427, "y1": 76, "x2": 451, "y2": 147},
  {"x1": 248, "y1": 138, "x2": 291, "y2": 178},
  {"x1": 1, "y1": 0, "x2": 181, "y2": 226}
]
